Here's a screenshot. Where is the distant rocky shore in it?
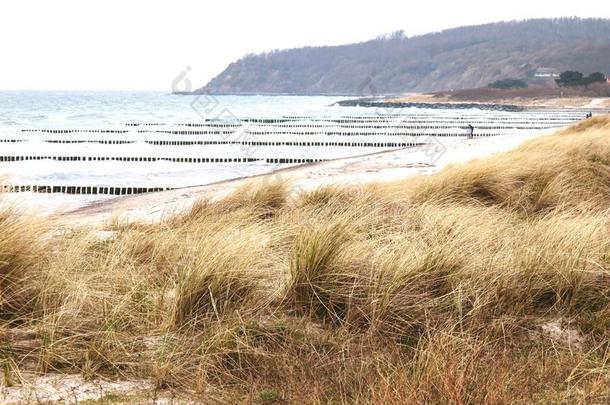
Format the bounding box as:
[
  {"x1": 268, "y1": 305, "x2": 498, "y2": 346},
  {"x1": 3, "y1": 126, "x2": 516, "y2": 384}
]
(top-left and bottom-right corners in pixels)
[{"x1": 334, "y1": 98, "x2": 524, "y2": 112}]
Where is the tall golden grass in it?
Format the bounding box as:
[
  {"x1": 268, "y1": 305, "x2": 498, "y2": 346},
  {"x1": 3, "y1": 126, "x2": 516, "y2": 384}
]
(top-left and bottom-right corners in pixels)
[{"x1": 3, "y1": 116, "x2": 610, "y2": 402}]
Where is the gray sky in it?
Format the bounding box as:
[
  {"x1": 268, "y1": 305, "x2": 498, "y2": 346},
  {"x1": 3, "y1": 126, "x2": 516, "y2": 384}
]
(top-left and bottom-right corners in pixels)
[{"x1": 1, "y1": 0, "x2": 609, "y2": 90}]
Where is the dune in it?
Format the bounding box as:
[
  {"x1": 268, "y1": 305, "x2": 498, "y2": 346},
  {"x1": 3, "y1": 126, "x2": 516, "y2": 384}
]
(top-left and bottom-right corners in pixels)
[{"x1": 2, "y1": 116, "x2": 610, "y2": 403}]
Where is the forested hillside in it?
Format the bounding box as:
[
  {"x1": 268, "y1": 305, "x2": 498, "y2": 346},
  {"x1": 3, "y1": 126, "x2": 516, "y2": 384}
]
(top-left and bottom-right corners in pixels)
[{"x1": 195, "y1": 18, "x2": 610, "y2": 95}]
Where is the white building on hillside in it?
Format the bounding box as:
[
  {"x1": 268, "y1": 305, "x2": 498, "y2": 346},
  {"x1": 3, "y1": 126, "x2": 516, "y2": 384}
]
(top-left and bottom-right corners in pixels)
[{"x1": 534, "y1": 67, "x2": 560, "y2": 78}]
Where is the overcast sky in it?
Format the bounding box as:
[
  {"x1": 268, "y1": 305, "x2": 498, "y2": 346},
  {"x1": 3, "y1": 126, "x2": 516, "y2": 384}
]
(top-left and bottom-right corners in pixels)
[{"x1": 1, "y1": 0, "x2": 609, "y2": 91}]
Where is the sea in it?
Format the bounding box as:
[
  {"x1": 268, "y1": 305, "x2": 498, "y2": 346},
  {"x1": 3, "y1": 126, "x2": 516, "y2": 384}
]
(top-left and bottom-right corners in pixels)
[
  {"x1": 0, "y1": 91, "x2": 351, "y2": 129},
  {"x1": 0, "y1": 91, "x2": 583, "y2": 199},
  {"x1": 0, "y1": 92, "x2": 358, "y2": 190}
]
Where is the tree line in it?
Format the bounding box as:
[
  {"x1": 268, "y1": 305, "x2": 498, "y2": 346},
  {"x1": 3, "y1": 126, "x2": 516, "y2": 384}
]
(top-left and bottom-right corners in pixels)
[
  {"x1": 488, "y1": 79, "x2": 528, "y2": 89},
  {"x1": 555, "y1": 71, "x2": 607, "y2": 87}
]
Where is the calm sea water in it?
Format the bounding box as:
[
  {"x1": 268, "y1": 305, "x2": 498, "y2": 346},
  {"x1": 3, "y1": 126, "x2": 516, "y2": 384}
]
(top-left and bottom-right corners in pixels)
[
  {"x1": 0, "y1": 91, "x2": 353, "y2": 129},
  {"x1": 0, "y1": 92, "x2": 377, "y2": 192},
  {"x1": 0, "y1": 92, "x2": 581, "y2": 200}
]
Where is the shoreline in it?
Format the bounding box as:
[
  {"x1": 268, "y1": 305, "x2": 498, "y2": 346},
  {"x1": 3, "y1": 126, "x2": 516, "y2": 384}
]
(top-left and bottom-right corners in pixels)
[
  {"x1": 386, "y1": 91, "x2": 610, "y2": 110},
  {"x1": 333, "y1": 98, "x2": 525, "y2": 112},
  {"x1": 51, "y1": 126, "x2": 555, "y2": 226}
]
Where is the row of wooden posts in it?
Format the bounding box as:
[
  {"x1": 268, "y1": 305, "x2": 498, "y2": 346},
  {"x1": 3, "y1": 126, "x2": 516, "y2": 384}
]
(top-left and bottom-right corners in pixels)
[
  {"x1": 0, "y1": 184, "x2": 172, "y2": 195},
  {"x1": 0, "y1": 155, "x2": 327, "y2": 164},
  {"x1": 124, "y1": 114, "x2": 586, "y2": 126},
  {"x1": 0, "y1": 139, "x2": 426, "y2": 147}
]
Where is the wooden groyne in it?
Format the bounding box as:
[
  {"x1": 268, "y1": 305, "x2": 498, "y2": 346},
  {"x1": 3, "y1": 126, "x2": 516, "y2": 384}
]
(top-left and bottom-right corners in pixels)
[
  {"x1": 0, "y1": 137, "x2": 426, "y2": 148},
  {"x1": 0, "y1": 184, "x2": 172, "y2": 195},
  {"x1": 0, "y1": 110, "x2": 588, "y2": 196},
  {"x1": 0, "y1": 155, "x2": 328, "y2": 164}
]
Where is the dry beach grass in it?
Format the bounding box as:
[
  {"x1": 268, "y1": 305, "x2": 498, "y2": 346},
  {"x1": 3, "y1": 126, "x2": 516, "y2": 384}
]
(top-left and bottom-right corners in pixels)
[{"x1": 3, "y1": 116, "x2": 610, "y2": 403}]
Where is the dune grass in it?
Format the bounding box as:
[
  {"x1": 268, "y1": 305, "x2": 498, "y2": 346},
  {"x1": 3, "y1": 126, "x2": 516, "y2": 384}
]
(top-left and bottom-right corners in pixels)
[{"x1": 3, "y1": 116, "x2": 610, "y2": 402}]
